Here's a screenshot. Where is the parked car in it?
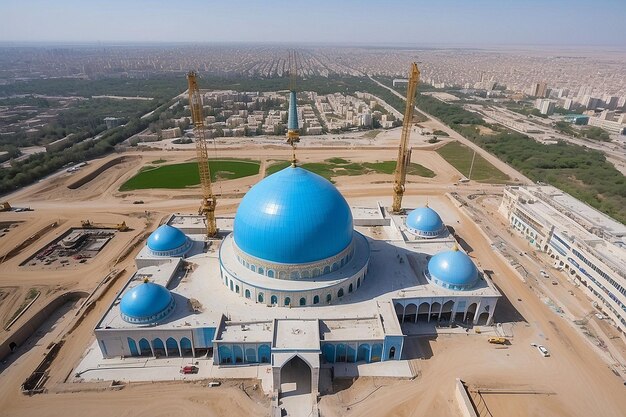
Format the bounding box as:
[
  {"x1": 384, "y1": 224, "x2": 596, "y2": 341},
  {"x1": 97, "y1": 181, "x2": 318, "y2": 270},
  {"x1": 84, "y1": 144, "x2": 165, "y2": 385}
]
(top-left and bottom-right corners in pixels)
[
  {"x1": 540, "y1": 270, "x2": 549, "y2": 278},
  {"x1": 530, "y1": 343, "x2": 550, "y2": 357},
  {"x1": 180, "y1": 365, "x2": 199, "y2": 374}
]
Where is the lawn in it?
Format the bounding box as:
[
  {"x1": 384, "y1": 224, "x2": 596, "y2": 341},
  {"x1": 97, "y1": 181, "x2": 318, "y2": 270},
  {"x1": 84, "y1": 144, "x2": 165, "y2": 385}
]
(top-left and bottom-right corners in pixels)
[
  {"x1": 436, "y1": 141, "x2": 509, "y2": 183},
  {"x1": 265, "y1": 159, "x2": 435, "y2": 181},
  {"x1": 120, "y1": 160, "x2": 260, "y2": 191}
]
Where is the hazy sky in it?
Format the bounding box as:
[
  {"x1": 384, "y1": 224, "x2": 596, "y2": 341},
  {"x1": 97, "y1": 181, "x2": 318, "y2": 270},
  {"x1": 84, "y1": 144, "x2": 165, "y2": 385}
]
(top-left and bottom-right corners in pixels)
[{"x1": 1, "y1": 0, "x2": 625, "y2": 46}]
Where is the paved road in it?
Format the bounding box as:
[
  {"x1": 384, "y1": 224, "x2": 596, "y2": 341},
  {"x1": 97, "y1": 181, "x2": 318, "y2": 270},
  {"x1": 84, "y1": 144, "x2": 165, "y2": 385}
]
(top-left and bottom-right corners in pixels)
[{"x1": 368, "y1": 76, "x2": 533, "y2": 185}]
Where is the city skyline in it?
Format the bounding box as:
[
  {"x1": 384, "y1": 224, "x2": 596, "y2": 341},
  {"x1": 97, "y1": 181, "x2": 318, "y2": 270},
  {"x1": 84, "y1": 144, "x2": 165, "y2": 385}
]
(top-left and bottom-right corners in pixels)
[{"x1": 1, "y1": 0, "x2": 626, "y2": 46}]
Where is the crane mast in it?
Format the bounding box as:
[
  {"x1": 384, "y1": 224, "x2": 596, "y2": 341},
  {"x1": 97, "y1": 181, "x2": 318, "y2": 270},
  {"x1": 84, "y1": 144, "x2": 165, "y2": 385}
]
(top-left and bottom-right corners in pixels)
[
  {"x1": 187, "y1": 71, "x2": 218, "y2": 238},
  {"x1": 392, "y1": 62, "x2": 420, "y2": 214}
]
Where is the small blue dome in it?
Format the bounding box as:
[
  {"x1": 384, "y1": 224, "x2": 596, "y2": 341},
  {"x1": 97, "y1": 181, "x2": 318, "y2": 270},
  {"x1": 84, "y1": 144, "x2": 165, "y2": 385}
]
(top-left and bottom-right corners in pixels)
[
  {"x1": 147, "y1": 224, "x2": 189, "y2": 255},
  {"x1": 427, "y1": 248, "x2": 478, "y2": 290},
  {"x1": 234, "y1": 166, "x2": 353, "y2": 264},
  {"x1": 120, "y1": 281, "x2": 175, "y2": 324},
  {"x1": 407, "y1": 206, "x2": 444, "y2": 236}
]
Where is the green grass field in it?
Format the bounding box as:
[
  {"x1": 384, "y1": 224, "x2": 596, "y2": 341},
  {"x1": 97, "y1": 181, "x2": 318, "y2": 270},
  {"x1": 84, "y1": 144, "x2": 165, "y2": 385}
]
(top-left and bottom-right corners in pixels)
[
  {"x1": 436, "y1": 141, "x2": 509, "y2": 183},
  {"x1": 265, "y1": 159, "x2": 435, "y2": 181},
  {"x1": 120, "y1": 160, "x2": 260, "y2": 191}
]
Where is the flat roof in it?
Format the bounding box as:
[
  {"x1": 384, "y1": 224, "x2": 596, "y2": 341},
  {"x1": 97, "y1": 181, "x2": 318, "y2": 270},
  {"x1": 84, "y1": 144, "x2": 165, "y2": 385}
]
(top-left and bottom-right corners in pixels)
[
  {"x1": 320, "y1": 317, "x2": 384, "y2": 341},
  {"x1": 534, "y1": 186, "x2": 626, "y2": 238},
  {"x1": 273, "y1": 319, "x2": 320, "y2": 350},
  {"x1": 217, "y1": 320, "x2": 273, "y2": 344}
]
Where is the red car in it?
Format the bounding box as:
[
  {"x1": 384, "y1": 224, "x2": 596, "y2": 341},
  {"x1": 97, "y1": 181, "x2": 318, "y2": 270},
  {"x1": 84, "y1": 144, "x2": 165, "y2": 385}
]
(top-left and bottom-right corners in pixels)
[{"x1": 180, "y1": 365, "x2": 199, "y2": 374}]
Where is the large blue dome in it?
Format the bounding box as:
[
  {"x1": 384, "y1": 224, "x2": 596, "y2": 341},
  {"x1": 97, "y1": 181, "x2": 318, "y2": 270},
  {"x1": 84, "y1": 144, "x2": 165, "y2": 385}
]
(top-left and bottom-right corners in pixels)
[
  {"x1": 427, "y1": 248, "x2": 478, "y2": 290},
  {"x1": 234, "y1": 166, "x2": 353, "y2": 264},
  {"x1": 407, "y1": 206, "x2": 444, "y2": 237},
  {"x1": 147, "y1": 224, "x2": 190, "y2": 255},
  {"x1": 120, "y1": 281, "x2": 175, "y2": 324}
]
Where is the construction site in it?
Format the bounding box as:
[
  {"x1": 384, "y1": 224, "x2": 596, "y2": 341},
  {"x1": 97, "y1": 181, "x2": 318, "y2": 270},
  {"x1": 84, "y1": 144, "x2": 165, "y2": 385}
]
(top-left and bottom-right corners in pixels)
[
  {"x1": 20, "y1": 223, "x2": 125, "y2": 268},
  {"x1": 0, "y1": 62, "x2": 625, "y2": 417}
]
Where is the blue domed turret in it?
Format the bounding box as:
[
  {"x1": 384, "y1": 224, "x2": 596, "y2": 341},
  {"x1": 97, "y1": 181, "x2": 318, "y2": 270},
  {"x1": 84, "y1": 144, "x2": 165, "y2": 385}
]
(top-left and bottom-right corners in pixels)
[
  {"x1": 427, "y1": 247, "x2": 478, "y2": 290},
  {"x1": 234, "y1": 166, "x2": 353, "y2": 264},
  {"x1": 147, "y1": 224, "x2": 192, "y2": 257},
  {"x1": 406, "y1": 206, "x2": 444, "y2": 238},
  {"x1": 120, "y1": 280, "x2": 175, "y2": 324}
]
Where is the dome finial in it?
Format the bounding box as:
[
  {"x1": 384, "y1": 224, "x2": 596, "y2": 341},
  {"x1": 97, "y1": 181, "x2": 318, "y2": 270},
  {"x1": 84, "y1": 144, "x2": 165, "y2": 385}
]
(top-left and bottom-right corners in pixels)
[
  {"x1": 452, "y1": 242, "x2": 459, "y2": 251},
  {"x1": 425, "y1": 197, "x2": 429, "y2": 208},
  {"x1": 143, "y1": 277, "x2": 150, "y2": 283}
]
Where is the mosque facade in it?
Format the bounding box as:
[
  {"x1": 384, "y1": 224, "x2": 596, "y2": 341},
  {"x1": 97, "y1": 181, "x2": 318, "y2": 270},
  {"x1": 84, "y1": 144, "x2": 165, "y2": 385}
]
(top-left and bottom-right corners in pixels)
[{"x1": 92, "y1": 92, "x2": 500, "y2": 395}]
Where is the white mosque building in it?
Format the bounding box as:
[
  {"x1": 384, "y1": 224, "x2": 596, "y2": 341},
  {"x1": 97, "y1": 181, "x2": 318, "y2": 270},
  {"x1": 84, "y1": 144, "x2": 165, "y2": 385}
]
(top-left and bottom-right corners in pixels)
[{"x1": 93, "y1": 162, "x2": 501, "y2": 396}]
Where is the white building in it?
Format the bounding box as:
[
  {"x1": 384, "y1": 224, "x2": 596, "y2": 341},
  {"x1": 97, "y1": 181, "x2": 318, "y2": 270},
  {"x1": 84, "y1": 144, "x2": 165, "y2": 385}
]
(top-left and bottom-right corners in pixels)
[{"x1": 500, "y1": 186, "x2": 626, "y2": 340}]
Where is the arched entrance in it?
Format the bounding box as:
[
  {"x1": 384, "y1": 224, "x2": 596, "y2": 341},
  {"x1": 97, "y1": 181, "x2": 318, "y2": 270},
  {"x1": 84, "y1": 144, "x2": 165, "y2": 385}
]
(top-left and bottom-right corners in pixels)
[
  {"x1": 465, "y1": 303, "x2": 478, "y2": 323},
  {"x1": 404, "y1": 303, "x2": 417, "y2": 323},
  {"x1": 280, "y1": 355, "x2": 312, "y2": 396},
  {"x1": 431, "y1": 302, "x2": 441, "y2": 322},
  {"x1": 477, "y1": 312, "x2": 490, "y2": 325},
  {"x1": 441, "y1": 300, "x2": 454, "y2": 323},
  {"x1": 417, "y1": 302, "x2": 430, "y2": 322}
]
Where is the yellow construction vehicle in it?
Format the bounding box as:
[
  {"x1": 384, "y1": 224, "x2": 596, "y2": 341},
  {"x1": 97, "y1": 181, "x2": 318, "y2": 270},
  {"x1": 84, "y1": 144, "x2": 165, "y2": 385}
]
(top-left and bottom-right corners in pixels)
[
  {"x1": 391, "y1": 63, "x2": 421, "y2": 214},
  {"x1": 187, "y1": 71, "x2": 218, "y2": 238},
  {"x1": 488, "y1": 337, "x2": 508, "y2": 345}
]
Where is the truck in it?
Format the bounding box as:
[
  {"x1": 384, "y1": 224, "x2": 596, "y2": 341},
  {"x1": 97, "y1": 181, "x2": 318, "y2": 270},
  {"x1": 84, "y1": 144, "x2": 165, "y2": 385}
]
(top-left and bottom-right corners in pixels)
[{"x1": 488, "y1": 337, "x2": 508, "y2": 345}]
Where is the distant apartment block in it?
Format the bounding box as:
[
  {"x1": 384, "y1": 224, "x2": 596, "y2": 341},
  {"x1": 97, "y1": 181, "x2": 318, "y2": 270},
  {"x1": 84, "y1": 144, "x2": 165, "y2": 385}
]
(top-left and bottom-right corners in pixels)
[{"x1": 500, "y1": 186, "x2": 626, "y2": 341}]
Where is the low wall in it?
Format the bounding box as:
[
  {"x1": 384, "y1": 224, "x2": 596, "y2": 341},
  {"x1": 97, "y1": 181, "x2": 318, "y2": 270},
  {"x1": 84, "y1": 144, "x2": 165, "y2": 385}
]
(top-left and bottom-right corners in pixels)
[
  {"x1": 455, "y1": 378, "x2": 478, "y2": 417},
  {"x1": 67, "y1": 156, "x2": 138, "y2": 189},
  {"x1": 0, "y1": 291, "x2": 88, "y2": 361}
]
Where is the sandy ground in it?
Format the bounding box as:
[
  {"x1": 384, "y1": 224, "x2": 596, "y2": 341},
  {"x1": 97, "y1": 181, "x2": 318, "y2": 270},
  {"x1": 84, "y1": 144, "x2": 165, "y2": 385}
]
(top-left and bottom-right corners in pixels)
[{"x1": 0, "y1": 143, "x2": 624, "y2": 417}]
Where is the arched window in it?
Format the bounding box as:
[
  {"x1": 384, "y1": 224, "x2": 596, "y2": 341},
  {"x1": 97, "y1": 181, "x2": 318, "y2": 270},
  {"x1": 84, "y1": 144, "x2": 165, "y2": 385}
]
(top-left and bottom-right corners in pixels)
[
  {"x1": 258, "y1": 267, "x2": 264, "y2": 275},
  {"x1": 313, "y1": 295, "x2": 320, "y2": 304},
  {"x1": 299, "y1": 297, "x2": 306, "y2": 306},
  {"x1": 268, "y1": 270, "x2": 275, "y2": 278},
  {"x1": 251, "y1": 265, "x2": 256, "y2": 272},
  {"x1": 357, "y1": 277, "x2": 361, "y2": 288},
  {"x1": 258, "y1": 293, "x2": 264, "y2": 303},
  {"x1": 389, "y1": 346, "x2": 396, "y2": 359},
  {"x1": 166, "y1": 337, "x2": 179, "y2": 356},
  {"x1": 152, "y1": 338, "x2": 165, "y2": 356},
  {"x1": 138, "y1": 338, "x2": 151, "y2": 356},
  {"x1": 180, "y1": 337, "x2": 193, "y2": 357},
  {"x1": 245, "y1": 289, "x2": 251, "y2": 299},
  {"x1": 338, "y1": 288, "x2": 344, "y2": 298},
  {"x1": 271, "y1": 295, "x2": 278, "y2": 305},
  {"x1": 127, "y1": 338, "x2": 139, "y2": 356},
  {"x1": 258, "y1": 345, "x2": 271, "y2": 363},
  {"x1": 229, "y1": 280, "x2": 234, "y2": 291},
  {"x1": 326, "y1": 294, "x2": 332, "y2": 303},
  {"x1": 235, "y1": 284, "x2": 240, "y2": 293},
  {"x1": 284, "y1": 297, "x2": 291, "y2": 306},
  {"x1": 349, "y1": 283, "x2": 353, "y2": 293}
]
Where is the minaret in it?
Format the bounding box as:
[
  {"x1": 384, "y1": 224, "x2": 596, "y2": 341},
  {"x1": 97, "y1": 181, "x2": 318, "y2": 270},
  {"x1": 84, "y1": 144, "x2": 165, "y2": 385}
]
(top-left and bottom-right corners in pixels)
[
  {"x1": 287, "y1": 90, "x2": 299, "y2": 166},
  {"x1": 287, "y1": 50, "x2": 300, "y2": 166}
]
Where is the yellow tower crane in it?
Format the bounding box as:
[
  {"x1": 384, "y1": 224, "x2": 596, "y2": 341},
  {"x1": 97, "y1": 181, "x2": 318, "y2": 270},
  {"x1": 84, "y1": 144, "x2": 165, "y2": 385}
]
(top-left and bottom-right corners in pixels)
[
  {"x1": 187, "y1": 71, "x2": 218, "y2": 238},
  {"x1": 392, "y1": 62, "x2": 421, "y2": 214}
]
